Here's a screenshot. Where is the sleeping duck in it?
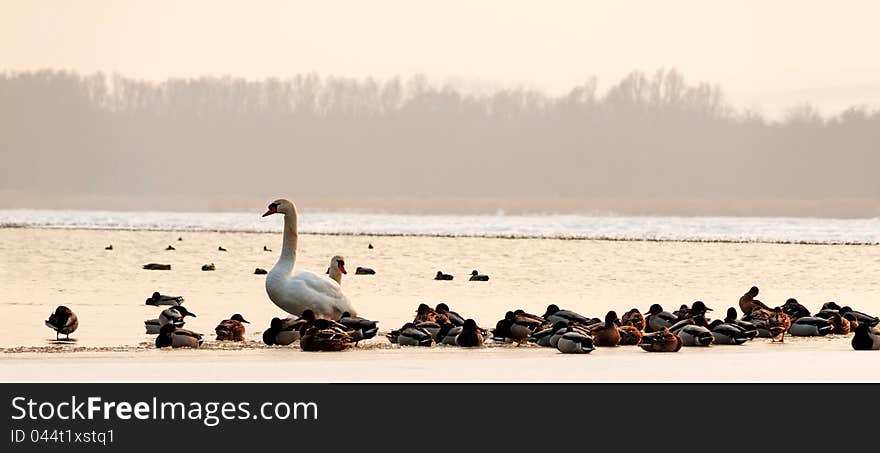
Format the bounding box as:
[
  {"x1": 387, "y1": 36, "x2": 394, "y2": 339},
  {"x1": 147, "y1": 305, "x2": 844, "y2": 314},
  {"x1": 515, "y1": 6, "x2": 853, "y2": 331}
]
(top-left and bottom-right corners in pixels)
[
  {"x1": 590, "y1": 311, "x2": 621, "y2": 347},
  {"x1": 645, "y1": 304, "x2": 677, "y2": 332},
  {"x1": 468, "y1": 270, "x2": 489, "y2": 281},
  {"x1": 724, "y1": 307, "x2": 758, "y2": 339},
  {"x1": 530, "y1": 321, "x2": 569, "y2": 347},
  {"x1": 388, "y1": 323, "x2": 435, "y2": 346},
  {"x1": 707, "y1": 320, "x2": 749, "y2": 345},
  {"x1": 618, "y1": 325, "x2": 643, "y2": 345},
  {"x1": 201, "y1": 263, "x2": 216, "y2": 271},
  {"x1": 435, "y1": 303, "x2": 465, "y2": 326},
  {"x1": 839, "y1": 306, "x2": 879, "y2": 327},
  {"x1": 672, "y1": 324, "x2": 714, "y2": 346},
  {"x1": 339, "y1": 312, "x2": 379, "y2": 343},
  {"x1": 543, "y1": 304, "x2": 595, "y2": 326},
  {"x1": 556, "y1": 327, "x2": 595, "y2": 354},
  {"x1": 262, "y1": 316, "x2": 306, "y2": 346},
  {"x1": 215, "y1": 314, "x2": 249, "y2": 341},
  {"x1": 455, "y1": 319, "x2": 484, "y2": 347},
  {"x1": 851, "y1": 323, "x2": 880, "y2": 350},
  {"x1": 145, "y1": 291, "x2": 184, "y2": 306},
  {"x1": 143, "y1": 263, "x2": 171, "y2": 270},
  {"x1": 155, "y1": 324, "x2": 203, "y2": 348},
  {"x1": 639, "y1": 327, "x2": 682, "y2": 352},
  {"x1": 355, "y1": 267, "x2": 376, "y2": 275},
  {"x1": 672, "y1": 304, "x2": 690, "y2": 319},
  {"x1": 434, "y1": 271, "x2": 454, "y2": 281},
  {"x1": 300, "y1": 326, "x2": 353, "y2": 352},
  {"x1": 828, "y1": 313, "x2": 851, "y2": 335},
  {"x1": 780, "y1": 298, "x2": 811, "y2": 321},
  {"x1": 508, "y1": 310, "x2": 546, "y2": 344},
  {"x1": 788, "y1": 316, "x2": 832, "y2": 337},
  {"x1": 620, "y1": 308, "x2": 646, "y2": 331},
  {"x1": 440, "y1": 326, "x2": 463, "y2": 345},
  {"x1": 46, "y1": 306, "x2": 78, "y2": 340},
  {"x1": 414, "y1": 303, "x2": 449, "y2": 324}
]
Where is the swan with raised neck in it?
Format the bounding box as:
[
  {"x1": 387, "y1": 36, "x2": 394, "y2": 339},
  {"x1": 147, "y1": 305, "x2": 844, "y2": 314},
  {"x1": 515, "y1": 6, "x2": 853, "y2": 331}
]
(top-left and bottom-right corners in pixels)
[{"x1": 262, "y1": 199, "x2": 357, "y2": 319}]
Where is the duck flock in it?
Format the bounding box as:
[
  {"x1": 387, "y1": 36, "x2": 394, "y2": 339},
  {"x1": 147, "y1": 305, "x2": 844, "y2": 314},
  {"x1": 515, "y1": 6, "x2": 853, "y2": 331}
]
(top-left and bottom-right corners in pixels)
[{"x1": 45, "y1": 198, "x2": 880, "y2": 354}]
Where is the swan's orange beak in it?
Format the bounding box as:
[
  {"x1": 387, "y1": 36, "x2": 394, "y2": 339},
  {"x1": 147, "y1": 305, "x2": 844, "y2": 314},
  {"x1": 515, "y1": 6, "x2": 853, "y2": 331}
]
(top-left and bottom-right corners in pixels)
[
  {"x1": 262, "y1": 206, "x2": 277, "y2": 217},
  {"x1": 338, "y1": 263, "x2": 347, "y2": 274}
]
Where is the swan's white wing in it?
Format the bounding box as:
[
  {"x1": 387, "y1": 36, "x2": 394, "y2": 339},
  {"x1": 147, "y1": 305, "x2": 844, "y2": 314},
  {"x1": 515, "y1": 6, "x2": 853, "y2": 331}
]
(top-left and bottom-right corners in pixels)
[{"x1": 281, "y1": 270, "x2": 356, "y2": 318}]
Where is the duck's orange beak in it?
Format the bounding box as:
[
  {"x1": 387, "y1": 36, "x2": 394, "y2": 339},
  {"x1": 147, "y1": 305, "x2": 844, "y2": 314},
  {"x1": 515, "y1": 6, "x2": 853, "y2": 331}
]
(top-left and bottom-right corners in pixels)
[{"x1": 262, "y1": 206, "x2": 277, "y2": 217}]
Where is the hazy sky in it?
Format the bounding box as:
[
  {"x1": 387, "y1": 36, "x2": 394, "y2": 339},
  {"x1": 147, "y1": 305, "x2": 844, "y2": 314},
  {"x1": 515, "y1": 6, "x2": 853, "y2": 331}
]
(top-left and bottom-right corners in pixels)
[{"x1": 2, "y1": 0, "x2": 880, "y2": 117}]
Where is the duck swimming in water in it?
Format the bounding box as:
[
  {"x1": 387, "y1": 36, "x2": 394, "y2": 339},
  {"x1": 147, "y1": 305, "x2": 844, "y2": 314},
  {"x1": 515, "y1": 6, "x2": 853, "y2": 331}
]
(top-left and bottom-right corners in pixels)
[
  {"x1": 434, "y1": 271, "x2": 454, "y2": 281},
  {"x1": 145, "y1": 291, "x2": 184, "y2": 306},
  {"x1": 469, "y1": 270, "x2": 489, "y2": 281}
]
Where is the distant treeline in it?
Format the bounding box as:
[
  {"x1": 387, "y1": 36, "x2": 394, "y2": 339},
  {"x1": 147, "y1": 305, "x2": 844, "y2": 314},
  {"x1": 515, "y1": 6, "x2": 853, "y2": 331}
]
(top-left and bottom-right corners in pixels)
[{"x1": 0, "y1": 69, "x2": 877, "y2": 215}]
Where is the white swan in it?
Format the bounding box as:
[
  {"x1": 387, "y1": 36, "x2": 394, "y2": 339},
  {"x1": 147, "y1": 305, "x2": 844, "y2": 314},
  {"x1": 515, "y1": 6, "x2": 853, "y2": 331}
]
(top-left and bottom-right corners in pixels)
[{"x1": 262, "y1": 199, "x2": 357, "y2": 319}]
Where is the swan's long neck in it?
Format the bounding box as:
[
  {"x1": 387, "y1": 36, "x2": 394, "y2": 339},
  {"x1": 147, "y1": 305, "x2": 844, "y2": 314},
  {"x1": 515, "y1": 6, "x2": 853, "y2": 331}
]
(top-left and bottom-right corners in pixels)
[
  {"x1": 329, "y1": 266, "x2": 342, "y2": 285},
  {"x1": 279, "y1": 208, "x2": 299, "y2": 266}
]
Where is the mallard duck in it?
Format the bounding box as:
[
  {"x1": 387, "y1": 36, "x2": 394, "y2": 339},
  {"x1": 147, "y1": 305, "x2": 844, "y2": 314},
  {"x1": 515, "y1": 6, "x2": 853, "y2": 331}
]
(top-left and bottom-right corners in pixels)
[
  {"x1": 530, "y1": 321, "x2": 569, "y2": 347},
  {"x1": 105, "y1": 244, "x2": 113, "y2": 250},
  {"x1": 828, "y1": 313, "x2": 851, "y2": 335},
  {"x1": 435, "y1": 303, "x2": 465, "y2": 326},
  {"x1": 618, "y1": 325, "x2": 643, "y2": 345},
  {"x1": 788, "y1": 316, "x2": 832, "y2": 337},
  {"x1": 263, "y1": 245, "x2": 272, "y2": 252},
  {"x1": 300, "y1": 326, "x2": 353, "y2": 352},
  {"x1": 707, "y1": 320, "x2": 749, "y2": 345},
  {"x1": 672, "y1": 304, "x2": 690, "y2": 319},
  {"x1": 556, "y1": 327, "x2": 594, "y2": 354},
  {"x1": 143, "y1": 263, "x2": 171, "y2": 270},
  {"x1": 441, "y1": 326, "x2": 463, "y2": 345},
  {"x1": 509, "y1": 310, "x2": 545, "y2": 344},
  {"x1": 434, "y1": 271, "x2": 454, "y2": 281},
  {"x1": 254, "y1": 268, "x2": 268, "y2": 275},
  {"x1": 469, "y1": 270, "x2": 489, "y2": 281},
  {"x1": 639, "y1": 327, "x2": 682, "y2": 352},
  {"x1": 165, "y1": 245, "x2": 176, "y2": 251},
  {"x1": 851, "y1": 323, "x2": 880, "y2": 350},
  {"x1": 355, "y1": 267, "x2": 376, "y2": 275},
  {"x1": 45, "y1": 306, "x2": 78, "y2": 340},
  {"x1": 296, "y1": 309, "x2": 350, "y2": 336},
  {"x1": 155, "y1": 324, "x2": 203, "y2": 348},
  {"x1": 838, "y1": 306, "x2": 879, "y2": 327},
  {"x1": 144, "y1": 306, "x2": 196, "y2": 334},
  {"x1": 781, "y1": 298, "x2": 810, "y2": 321},
  {"x1": 620, "y1": 308, "x2": 646, "y2": 331},
  {"x1": 739, "y1": 286, "x2": 770, "y2": 314},
  {"x1": 673, "y1": 324, "x2": 714, "y2": 346},
  {"x1": 368, "y1": 243, "x2": 374, "y2": 249},
  {"x1": 645, "y1": 304, "x2": 677, "y2": 332},
  {"x1": 724, "y1": 307, "x2": 758, "y2": 338},
  {"x1": 767, "y1": 307, "x2": 792, "y2": 342},
  {"x1": 455, "y1": 319, "x2": 484, "y2": 347},
  {"x1": 339, "y1": 311, "x2": 378, "y2": 343},
  {"x1": 414, "y1": 303, "x2": 449, "y2": 324},
  {"x1": 145, "y1": 291, "x2": 184, "y2": 306},
  {"x1": 688, "y1": 301, "x2": 713, "y2": 318},
  {"x1": 262, "y1": 316, "x2": 306, "y2": 345},
  {"x1": 590, "y1": 311, "x2": 621, "y2": 347},
  {"x1": 215, "y1": 314, "x2": 249, "y2": 341},
  {"x1": 201, "y1": 263, "x2": 216, "y2": 271},
  {"x1": 218, "y1": 246, "x2": 227, "y2": 252},
  {"x1": 543, "y1": 304, "x2": 594, "y2": 326},
  {"x1": 389, "y1": 323, "x2": 434, "y2": 346}
]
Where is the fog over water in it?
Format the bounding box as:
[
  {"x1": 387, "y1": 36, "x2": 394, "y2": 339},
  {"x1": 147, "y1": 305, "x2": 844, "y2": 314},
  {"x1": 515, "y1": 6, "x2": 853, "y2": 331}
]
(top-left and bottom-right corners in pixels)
[{"x1": 1, "y1": 69, "x2": 877, "y2": 217}]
